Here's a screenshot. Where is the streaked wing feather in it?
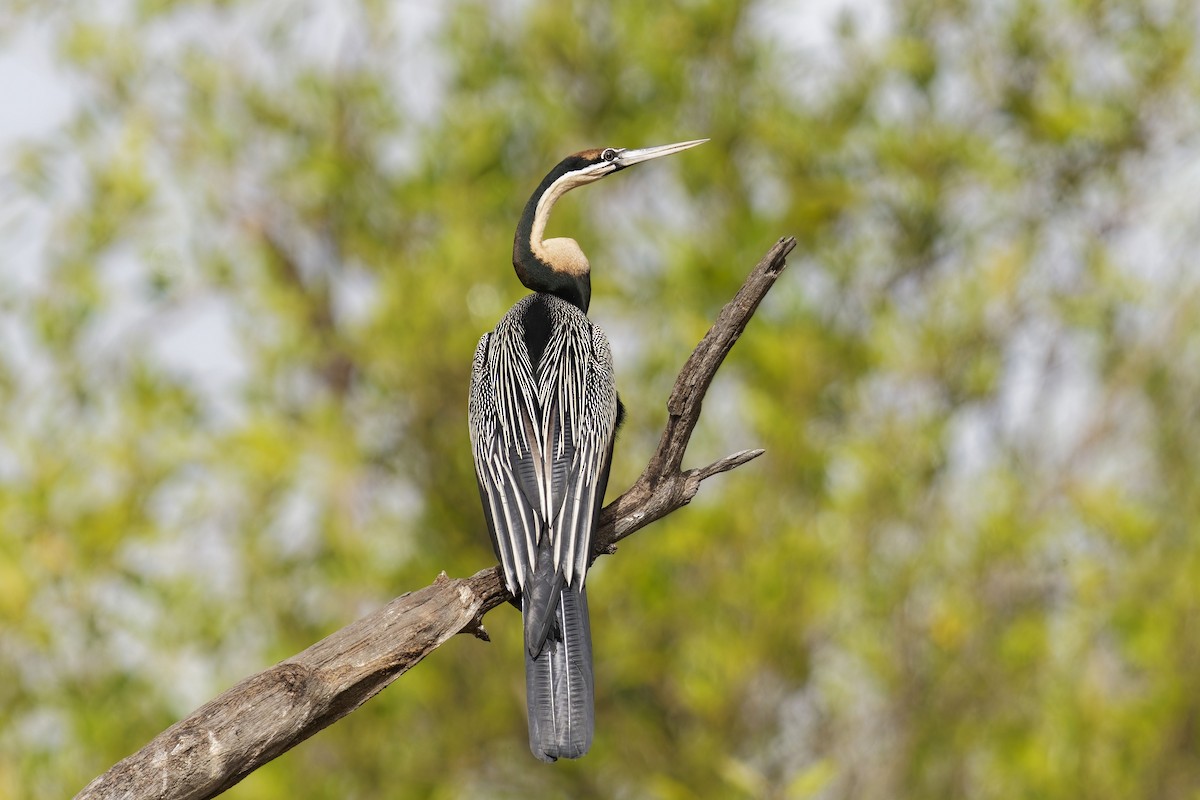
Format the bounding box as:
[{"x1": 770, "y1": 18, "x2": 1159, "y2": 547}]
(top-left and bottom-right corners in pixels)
[
  {"x1": 469, "y1": 328, "x2": 544, "y2": 597},
  {"x1": 542, "y1": 317, "x2": 617, "y2": 588}
]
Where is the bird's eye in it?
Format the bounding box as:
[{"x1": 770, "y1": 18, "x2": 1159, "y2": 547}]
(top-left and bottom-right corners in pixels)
[{"x1": 601, "y1": 148, "x2": 618, "y2": 162}]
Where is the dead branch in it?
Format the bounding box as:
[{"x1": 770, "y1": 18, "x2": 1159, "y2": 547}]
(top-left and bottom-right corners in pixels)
[{"x1": 74, "y1": 236, "x2": 797, "y2": 800}]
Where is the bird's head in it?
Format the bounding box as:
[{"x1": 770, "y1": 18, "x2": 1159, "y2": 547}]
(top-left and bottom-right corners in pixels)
[{"x1": 513, "y1": 138, "x2": 708, "y2": 311}]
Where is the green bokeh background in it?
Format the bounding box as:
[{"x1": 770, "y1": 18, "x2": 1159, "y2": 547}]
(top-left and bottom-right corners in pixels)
[{"x1": 3, "y1": 0, "x2": 1200, "y2": 797}]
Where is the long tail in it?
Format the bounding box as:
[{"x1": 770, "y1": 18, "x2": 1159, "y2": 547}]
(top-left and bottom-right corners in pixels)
[{"x1": 524, "y1": 584, "x2": 594, "y2": 762}]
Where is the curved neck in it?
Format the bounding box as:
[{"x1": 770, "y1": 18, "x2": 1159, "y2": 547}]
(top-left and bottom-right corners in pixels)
[{"x1": 513, "y1": 160, "x2": 593, "y2": 312}]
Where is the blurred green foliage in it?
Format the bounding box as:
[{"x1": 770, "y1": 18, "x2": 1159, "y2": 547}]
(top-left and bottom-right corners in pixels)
[{"x1": 3, "y1": 0, "x2": 1200, "y2": 797}]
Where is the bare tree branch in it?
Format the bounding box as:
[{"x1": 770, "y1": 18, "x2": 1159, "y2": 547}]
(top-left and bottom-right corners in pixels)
[
  {"x1": 593, "y1": 236, "x2": 796, "y2": 554},
  {"x1": 74, "y1": 236, "x2": 797, "y2": 800}
]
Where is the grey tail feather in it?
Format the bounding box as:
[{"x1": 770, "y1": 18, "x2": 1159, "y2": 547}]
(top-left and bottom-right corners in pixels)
[
  {"x1": 524, "y1": 545, "x2": 565, "y2": 658},
  {"x1": 525, "y1": 584, "x2": 594, "y2": 762}
]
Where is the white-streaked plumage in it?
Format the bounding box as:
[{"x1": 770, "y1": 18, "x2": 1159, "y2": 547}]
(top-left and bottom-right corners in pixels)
[{"x1": 469, "y1": 294, "x2": 617, "y2": 601}]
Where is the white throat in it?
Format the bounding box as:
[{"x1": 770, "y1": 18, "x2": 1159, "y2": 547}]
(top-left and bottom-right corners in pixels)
[{"x1": 530, "y1": 170, "x2": 596, "y2": 277}]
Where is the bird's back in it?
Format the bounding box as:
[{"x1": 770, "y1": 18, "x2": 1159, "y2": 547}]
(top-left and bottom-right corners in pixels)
[{"x1": 469, "y1": 293, "x2": 618, "y2": 609}]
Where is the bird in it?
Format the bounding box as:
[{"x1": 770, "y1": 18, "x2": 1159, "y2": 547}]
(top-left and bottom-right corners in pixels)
[{"x1": 468, "y1": 138, "x2": 708, "y2": 761}]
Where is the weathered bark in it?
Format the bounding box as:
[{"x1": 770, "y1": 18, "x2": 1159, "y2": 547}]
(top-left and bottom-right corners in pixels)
[
  {"x1": 75, "y1": 236, "x2": 797, "y2": 800},
  {"x1": 593, "y1": 236, "x2": 797, "y2": 556}
]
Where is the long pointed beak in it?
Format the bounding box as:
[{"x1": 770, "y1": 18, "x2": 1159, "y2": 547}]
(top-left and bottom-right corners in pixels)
[{"x1": 615, "y1": 138, "x2": 709, "y2": 168}]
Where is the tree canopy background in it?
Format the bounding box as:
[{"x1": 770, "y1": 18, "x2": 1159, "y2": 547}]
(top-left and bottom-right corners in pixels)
[{"x1": 3, "y1": 1, "x2": 1200, "y2": 797}]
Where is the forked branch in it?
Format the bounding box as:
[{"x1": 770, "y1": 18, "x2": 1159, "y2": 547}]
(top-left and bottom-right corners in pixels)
[{"x1": 75, "y1": 236, "x2": 797, "y2": 800}]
